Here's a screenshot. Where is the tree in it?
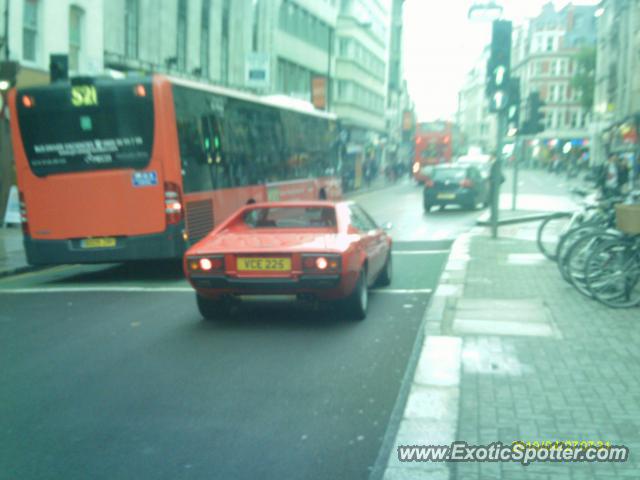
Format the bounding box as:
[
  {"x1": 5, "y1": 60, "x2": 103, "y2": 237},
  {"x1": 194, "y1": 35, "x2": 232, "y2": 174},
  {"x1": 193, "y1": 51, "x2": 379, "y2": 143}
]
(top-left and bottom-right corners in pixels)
[{"x1": 571, "y1": 47, "x2": 596, "y2": 113}]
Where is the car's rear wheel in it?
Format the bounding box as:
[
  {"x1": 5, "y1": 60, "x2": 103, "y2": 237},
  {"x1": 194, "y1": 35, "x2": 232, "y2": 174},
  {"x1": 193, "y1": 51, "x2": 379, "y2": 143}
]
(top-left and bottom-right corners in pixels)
[
  {"x1": 343, "y1": 269, "x2": 368, "y2": 320},
  {"x1": 464, "y1": 195, "x2": 477, "y2": 210},
  {"x1": 375, "y1": 253, "x2": 392, "y2": 287},
  {"x1": 196, "y1": 294, "x2": 231, "y2": 320}
]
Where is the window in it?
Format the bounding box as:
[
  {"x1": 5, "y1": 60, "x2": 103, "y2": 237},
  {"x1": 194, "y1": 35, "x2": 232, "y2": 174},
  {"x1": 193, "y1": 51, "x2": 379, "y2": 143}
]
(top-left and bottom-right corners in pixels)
[
  {"x1": 558, "y1": 84, "x2": 566, "y2": 102},
  {"x1": 176, "y1": 0, "x2": 188, "y2": 70},
  {"x1": 201, "y1": 0, "x2": 211, "y2": 76},
  {"x1": 23, "y1": 0, "x2": 38, "y2": 62},
  {"x1": 69, "y1": 6, "x2": 84, "y2": 71},
  {"x1": 348, "y1": 205, "x2": 377, "y2": 232},
  {"x1": 549, "y1": 85, "x2": 557, "y2": 102},
  {"x1": 251, "y1": 0, "x2": 259, "y2": 52},
  {"x1": 221, "y1": 0, "x2": 230, "y2": 84},
  {"x1": 124, "y1": 0, "x2": 139, "y2": 58},
  {"x1": 546, "y1": 36, "x2": 554, "y2": 52}
]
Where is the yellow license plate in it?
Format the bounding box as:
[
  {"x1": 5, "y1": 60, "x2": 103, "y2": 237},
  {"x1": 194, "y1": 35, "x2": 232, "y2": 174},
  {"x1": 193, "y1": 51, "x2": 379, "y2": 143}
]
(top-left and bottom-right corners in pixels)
[
  {"x1": 237, "y1": 257, "x2": 291, "y2": 272},
  {"x1": 437, "y1": 193, "x2": 456, "y2": 200},
  {"x1": 82, "y1": 237, "x2": 116, "y2": 248}
]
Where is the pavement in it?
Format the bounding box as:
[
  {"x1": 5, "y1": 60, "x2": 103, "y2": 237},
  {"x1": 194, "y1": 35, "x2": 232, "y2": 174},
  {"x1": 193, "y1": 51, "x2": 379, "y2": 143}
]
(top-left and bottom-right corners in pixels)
[
  {"x1": 0, "y1": 225, "x2": 32, "y2": 278},
  {"x1": 376, "y1": 169, "x2": 640, "y2": 479}
]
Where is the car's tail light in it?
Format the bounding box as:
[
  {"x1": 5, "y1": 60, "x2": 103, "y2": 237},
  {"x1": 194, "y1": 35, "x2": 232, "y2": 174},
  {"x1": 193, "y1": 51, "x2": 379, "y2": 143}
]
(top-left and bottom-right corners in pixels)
[
  {"x1": 19, "y1": 191, "x2": 29, "y2": 236},
  {"x1": 164, "y1": 182, "x2": 183, "y2": 225},
  {"x1": 424, "y1": 177, "x2": 434, "y2": 188},
  {"x1": 302, "y1": 254, "x2": 341, "y2": 274},
  {"x1": 187, "y1": 256, "x2": 224, "y2": 273},
  {"x1": 460, "y1": 178, "x2": 474, "y2": 188}
]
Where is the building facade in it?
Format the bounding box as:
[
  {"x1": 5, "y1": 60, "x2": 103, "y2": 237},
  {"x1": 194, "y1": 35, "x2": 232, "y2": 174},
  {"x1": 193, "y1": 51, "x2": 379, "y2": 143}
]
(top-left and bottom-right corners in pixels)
[
  {"x1": 592, "y1": 0, "x2": 640, "y2": 169},
  {"x1": 457, "y1": 47, "x2": 497, "y2": 154},
  {"x1": 104, "y1": 0, "x2": 252, "y2": 89},
  {"x1": 511, "y1": 3, "x2": 597, "y2": 143}
]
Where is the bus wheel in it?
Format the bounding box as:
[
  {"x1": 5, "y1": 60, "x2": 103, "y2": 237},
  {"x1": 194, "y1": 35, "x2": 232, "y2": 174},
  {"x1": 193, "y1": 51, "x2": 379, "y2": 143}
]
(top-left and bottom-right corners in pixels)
[
  {"x1": 196, "y1": 294, "x2": 231, "y2": 320},
  {"x1": 319, "y1": 188, "x2": 327, "y2": 200},
  {"x1": 246, "y1": 198, "x2": 256, "y2": 204}
]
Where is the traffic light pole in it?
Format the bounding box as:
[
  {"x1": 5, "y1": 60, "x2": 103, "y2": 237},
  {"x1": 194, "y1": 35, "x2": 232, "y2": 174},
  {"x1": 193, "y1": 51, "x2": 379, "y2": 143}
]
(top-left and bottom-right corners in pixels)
[{"x1": 490, "y1": 110, "x2": 507, "y2": 239}]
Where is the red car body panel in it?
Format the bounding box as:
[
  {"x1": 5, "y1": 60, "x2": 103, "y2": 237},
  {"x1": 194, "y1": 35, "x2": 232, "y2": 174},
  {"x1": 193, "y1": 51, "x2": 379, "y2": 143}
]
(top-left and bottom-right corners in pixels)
[{"x1": 183, "y1": 201, "x2": 391, "y2": 300}]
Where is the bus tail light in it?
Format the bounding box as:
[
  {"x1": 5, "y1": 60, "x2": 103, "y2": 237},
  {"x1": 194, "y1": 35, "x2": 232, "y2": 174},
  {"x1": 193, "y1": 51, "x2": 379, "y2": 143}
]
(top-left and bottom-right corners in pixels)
[
  {"x1": 164, "y1": 182, "x2": 183, "y2": 225},
  {"x1": 302, "y1": 254, "x2": 341, "y2": 274},
  {"x1": 134, "y1": 84, "x2": 147, "y2": 97},
  {"x1": 412, "y1": 162, "x2": 420, "y2": 174},
  {"x1": 19, "y1": 191, "x2": 29, "y2": 236},
  {"x1": 460, "y1": 178, "x2": 474, "y2": 188}
]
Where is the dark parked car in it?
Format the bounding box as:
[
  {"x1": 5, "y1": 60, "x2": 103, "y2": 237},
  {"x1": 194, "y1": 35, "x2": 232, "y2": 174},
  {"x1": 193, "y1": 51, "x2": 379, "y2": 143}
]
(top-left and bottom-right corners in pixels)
[{"x1": 423, "y1": 164, "x2": 489, "y2": 212}]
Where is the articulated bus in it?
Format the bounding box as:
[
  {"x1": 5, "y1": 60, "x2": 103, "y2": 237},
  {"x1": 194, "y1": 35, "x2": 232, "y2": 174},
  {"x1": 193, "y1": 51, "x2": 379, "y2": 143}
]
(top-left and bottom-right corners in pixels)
[{"x1": 9, "y1": 75, "x2": 341, "y2": 265}]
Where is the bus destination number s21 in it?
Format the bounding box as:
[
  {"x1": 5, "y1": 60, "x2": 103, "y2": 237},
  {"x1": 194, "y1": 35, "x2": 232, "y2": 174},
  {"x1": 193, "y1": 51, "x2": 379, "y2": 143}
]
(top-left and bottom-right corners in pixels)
[{"x1": 71, "y1": 85, "x2": 98, "y2": 107}]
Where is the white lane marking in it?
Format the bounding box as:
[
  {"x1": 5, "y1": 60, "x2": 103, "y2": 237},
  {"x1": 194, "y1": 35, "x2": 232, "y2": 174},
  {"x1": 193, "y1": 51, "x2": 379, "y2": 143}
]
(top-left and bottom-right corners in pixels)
[
  {"x1": 0, "y1": 286, "x2": 433, "y2": 295},
  {"x1": 392, "y1": 250, "x2": 449, "y2": 256},
  {"x1": 372, "y1": 288, "x2": 432, "y2": 294},
  {"x1": 0, "y1": 286, "x2": 194, "y2": 293}
]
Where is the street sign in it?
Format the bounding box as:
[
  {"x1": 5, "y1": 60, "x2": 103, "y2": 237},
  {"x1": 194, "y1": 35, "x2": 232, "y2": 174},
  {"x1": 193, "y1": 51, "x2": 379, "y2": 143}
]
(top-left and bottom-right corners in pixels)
[{"x1": 245, "y1": 52, "x2": 270, "y2": 89}]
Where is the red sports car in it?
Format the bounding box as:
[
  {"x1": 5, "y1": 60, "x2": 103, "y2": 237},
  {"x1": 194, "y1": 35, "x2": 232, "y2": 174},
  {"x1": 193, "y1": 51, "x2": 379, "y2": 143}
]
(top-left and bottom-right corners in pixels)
[{"x1": 183, "y1": 201, "x2": 393, "y2": 320}]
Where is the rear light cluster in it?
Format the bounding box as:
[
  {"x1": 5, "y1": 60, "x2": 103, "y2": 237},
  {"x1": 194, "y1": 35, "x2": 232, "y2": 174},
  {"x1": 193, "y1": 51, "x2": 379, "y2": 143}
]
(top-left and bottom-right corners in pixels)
[
  {"x1": 460, "y1": 178, "x2": 474, "y2": 188},
  {"x1": 412, "y1": 162, "x2": 420, "y2": 174},
  {"x1": 19, "y1": 191, "x2": 29, "y2": 236},
  {"x1": 188, "y1": 256, "x2": 224, "y2": 273},
  {"x1": 164, "y1": 182, "x2": 183, "y2": 225},
  {"x1": 302, "y1": 254, "x2": 341, "y2": 274}
]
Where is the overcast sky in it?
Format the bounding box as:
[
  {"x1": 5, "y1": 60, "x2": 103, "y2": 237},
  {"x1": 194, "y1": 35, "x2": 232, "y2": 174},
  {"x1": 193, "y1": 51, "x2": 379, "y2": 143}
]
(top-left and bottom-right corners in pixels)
[{"x1": 402, "y1": 0, "x2": 600, "y2": 122}]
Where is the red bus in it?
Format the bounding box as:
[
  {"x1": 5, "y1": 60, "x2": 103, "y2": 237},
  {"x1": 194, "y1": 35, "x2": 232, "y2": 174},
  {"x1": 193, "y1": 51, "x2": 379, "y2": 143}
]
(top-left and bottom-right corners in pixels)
[
  {"x1": 412, "y1": 121, "x2": 456, "y2": 182},
  {"x1": 9, "y1": 75, "x2": 341, "y2": 265}
]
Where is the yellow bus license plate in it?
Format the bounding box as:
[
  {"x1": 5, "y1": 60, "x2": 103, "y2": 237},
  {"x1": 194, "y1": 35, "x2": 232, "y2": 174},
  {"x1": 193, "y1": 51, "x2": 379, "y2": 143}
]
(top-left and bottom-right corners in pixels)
[
  {"x1": 82, "y1": 237, "x2": 117, "y2": 248},
  {"x1": 237, "y1": 257, "x2": 291, "y2": 272}
]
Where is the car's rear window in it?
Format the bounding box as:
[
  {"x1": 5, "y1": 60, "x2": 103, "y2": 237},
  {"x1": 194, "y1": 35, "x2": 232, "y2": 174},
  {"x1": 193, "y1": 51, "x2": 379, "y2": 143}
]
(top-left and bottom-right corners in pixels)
[
  {"x1": 432, "y1": 168, "x2": 466, "y2": 181},
  {"x1": 243, "y1": 207, "x2": 337, "y2": 228}
]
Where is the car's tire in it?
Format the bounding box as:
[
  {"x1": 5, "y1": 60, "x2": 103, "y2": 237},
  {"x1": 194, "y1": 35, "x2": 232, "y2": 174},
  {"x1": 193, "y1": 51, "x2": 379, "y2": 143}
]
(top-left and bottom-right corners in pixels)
[
  {"x1": 375, "y1": 253, "x2": 392, "y2": 287},
  {"x1": 423, "y1": 201, "x2": 432, "y2": 213},
  {"x1": 464, "y1": 196, "x2": 477, "y2": 210},
  {"x1": 196, "y1": 294, "x2": 230, "y2": 320},
  {"x1": 343, "y1": 269, "x2": 368, "y2": 320}
]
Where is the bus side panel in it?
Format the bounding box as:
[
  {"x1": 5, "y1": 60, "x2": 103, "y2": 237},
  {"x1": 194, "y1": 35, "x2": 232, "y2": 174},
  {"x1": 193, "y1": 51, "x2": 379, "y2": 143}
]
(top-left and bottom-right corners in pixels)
[{"x1": 153, "y1": 78, "x2": 183, "y2": 192}]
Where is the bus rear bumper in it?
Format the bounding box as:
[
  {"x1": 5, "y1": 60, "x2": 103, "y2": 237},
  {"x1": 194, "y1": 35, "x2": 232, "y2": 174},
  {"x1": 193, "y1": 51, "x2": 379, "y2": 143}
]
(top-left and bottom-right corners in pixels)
[{"x1": 23, "y1": 224, "x2": 187, "y2": 265}]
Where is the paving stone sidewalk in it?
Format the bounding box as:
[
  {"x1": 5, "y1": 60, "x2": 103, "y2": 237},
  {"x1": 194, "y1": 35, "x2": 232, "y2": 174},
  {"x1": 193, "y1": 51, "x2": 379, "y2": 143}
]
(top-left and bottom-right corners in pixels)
[{"x1": 448, "y1": 225, "x2": 640, "y2": 479}]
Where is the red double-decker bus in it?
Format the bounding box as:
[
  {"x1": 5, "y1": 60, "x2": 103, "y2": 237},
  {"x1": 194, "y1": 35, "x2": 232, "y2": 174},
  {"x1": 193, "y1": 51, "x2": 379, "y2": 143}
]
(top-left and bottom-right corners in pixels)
[
  {"x1": 9, "y1": 75, "x2": 341, "y2": 265},
  {"x1": 412, "y1": 121, "x2": 456, "y2": 182}
]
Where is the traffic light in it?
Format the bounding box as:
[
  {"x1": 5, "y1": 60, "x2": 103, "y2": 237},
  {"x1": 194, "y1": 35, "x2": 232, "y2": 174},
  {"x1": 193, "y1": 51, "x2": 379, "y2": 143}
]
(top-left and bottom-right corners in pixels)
[
  {"x1": 506, "y1": 77, "x2": 520, "y2": 134},
  {"x1": 49, "y1": 54, "x2": 69, "y2": 83},
  {"x1": 522, "y1": 92, "x2": 546, "y2": 134},
  {"x1": 486, "y1": 20, "x2": 512, "y2": 112},
  {"x1": 0, "y1": 61, "x2": 19, "y2": 91}
]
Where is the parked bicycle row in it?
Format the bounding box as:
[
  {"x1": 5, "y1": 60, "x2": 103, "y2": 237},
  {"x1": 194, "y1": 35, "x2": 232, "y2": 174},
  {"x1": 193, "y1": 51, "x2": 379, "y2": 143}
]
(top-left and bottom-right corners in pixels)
[{"x1": 537, "y1": 187, "x2": 640, "y2": 309}]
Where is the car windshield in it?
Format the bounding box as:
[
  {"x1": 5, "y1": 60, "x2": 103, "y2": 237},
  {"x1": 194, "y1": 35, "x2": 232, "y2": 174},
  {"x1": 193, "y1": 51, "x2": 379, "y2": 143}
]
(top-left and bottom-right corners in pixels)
[
  {"x1": 243, "y1": 207, "x2": 337, "y2": 228},
  {"x1": 432, "y1": 168, "x2": 467, "y2": 181}
]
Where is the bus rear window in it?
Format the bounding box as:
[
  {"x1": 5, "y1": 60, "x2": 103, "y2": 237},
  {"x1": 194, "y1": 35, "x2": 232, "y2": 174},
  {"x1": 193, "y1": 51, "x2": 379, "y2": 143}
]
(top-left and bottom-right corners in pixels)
[{"x1": 16, "y1": 80, "x2": 154, "y2": 177}]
